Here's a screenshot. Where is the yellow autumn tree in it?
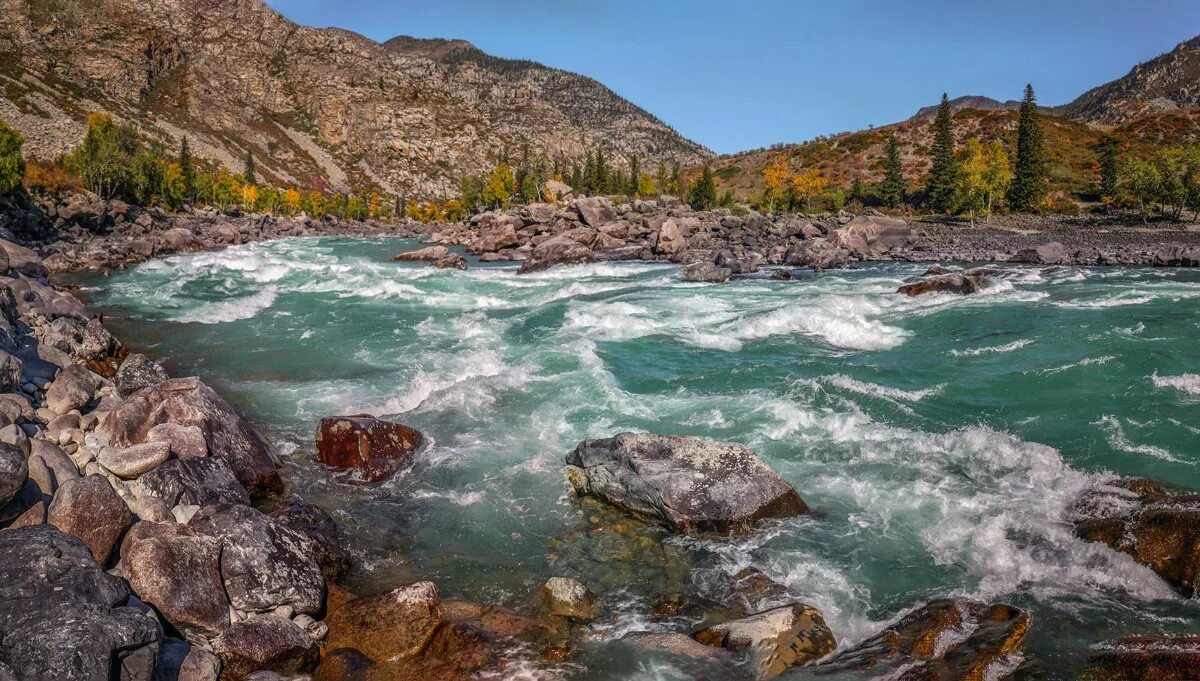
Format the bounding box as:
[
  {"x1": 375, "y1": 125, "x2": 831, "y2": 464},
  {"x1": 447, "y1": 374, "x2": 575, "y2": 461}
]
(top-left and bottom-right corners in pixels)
[
  {"x1": 789, "y1": 168, "x2": 828, "y2": 211},
  {"x1": 957, "y1": 138, "x2": 1012, "y2": 223},
  {"x1": 482, "y1": 162, "x2": 515, "y2": 208},
  {"x1": 283, "y1": 188, "x2": 302, "y2": 215},
  {"x1": 636, "y1": 172, "x2": 657, "y2": 198},
  {"x1": 242, "y1": 183, "x2": 259, "y2": 211},
  {"x1": 761, "y1": 155, "x2": 792, "y2": 213}
]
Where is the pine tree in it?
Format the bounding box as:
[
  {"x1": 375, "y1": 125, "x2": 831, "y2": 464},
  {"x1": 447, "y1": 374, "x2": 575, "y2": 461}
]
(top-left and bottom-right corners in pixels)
[
  {"x1": 878, "y1": 134, "x2": 906, "y2": 207},
  {"x1": 570, "y1": 164, "x2": 583, "y2": 193},
  {"x1": 1009, "y1": 84, "x2": 1046, "y2": 211},
  {"x1": 244, "y1": 149, "x2": 256, "y2": 185},
  {"x1": 628, "y1": 155, "x2": 640, "y2": 196},
  {"x1": 687, "y1": 165, "x2": 718, "y2": 210},
  {"x1": 671, "y1": 160, "x2": 685, "y2": 198},
  {"x1": 1097, "y1": 135, "x2": 1119, "y2": 199},
  {"x1": 655, "y1": 160, "x2": 669, "y2": 198},
  {"x1": 595, "y1": 150, "x2": 609, "y2": 195},
  {"x1": 179, "y1": 136, "x2": 195, "y2": 201},
  {"x1": 924, "y1": 94, "x2": 957, "y2": 212}
]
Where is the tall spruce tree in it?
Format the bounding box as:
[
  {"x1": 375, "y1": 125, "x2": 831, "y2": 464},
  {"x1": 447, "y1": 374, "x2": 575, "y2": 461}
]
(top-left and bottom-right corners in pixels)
[
  {"x1": 1008, "y1": 84, "x2": 1046, "y2": 211},
  {"x1": 1097, "y1": 135, "x2": 1119, "y2": 199},
  {"x1": 879, "y1": 134, "x2": 906, "y2": 207},
  {"x1": 924, "y1": 93, "x2": 957, "y2": 212},
  {"x1": 244, "y1": 149, "x2": 256, "y2": 185},
  {"x1": 628, "y1": 155, "x2": 640, "y2": 196},
  {"x1": 178, "y1": 136, "x2": 195, "y2": 201},
  {"x1": 687, "y1": 165, "x2": 718, "y2": 210}
]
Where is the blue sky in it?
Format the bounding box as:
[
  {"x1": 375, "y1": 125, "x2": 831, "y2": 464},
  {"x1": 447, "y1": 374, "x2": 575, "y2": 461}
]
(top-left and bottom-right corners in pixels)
[{"x1": 266, "y1": 0, "x2": 1200, "y2": 155}]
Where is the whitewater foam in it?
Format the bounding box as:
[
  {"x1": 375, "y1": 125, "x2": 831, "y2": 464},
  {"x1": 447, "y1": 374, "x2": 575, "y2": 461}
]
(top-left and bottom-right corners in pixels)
[
  {"x1": 1151, "y1": 372, "x2": 1200, "y2": 396},
  {"x1": 174, "y1": 286, "x2": 278, "y2": 324},
  {"x1": 949, "y1": 339, "x2": 1035, "y2": 357}
]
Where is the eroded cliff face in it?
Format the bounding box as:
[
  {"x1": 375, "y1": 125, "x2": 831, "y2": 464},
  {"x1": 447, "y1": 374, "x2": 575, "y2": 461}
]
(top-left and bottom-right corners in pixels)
[
  {"x1": 1055, "y1": 35, "x2": 1200, "y2": 125},
  {"x1": 0, "y1": 0, "x2": 710, "y2": 198}
]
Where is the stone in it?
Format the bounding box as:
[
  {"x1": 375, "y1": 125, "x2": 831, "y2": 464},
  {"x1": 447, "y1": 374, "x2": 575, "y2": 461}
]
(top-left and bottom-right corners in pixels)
[
  {"x1": 9, "y1": 499, "x2": 45, "y2": 528},
  {"x1": 565, "y1": 433, "x2": 808, "y2": 535},
  {"x1": 313, "y1": 648, "x2": 372, "y2": 681},
  {"x1": 0, "y1": 442, "x2": 26, "y2": 507},
  {"x1": 45, "y1": 364, "x2": 98, "y2": 415},
  {"x1": 102, "y1": 377, "x2": 280, "y2": 495},
  {"x1": 539, "y1": 577, "x2": 599, "y2": 621},
  {"x1": 269, "y1": 495, "x2": 352, "y2": 580},
  {"x1": 682, "y1": 261, "x2": 731, "y2": 283},
  {"x1": 0, "y1": 526, "x2": 160, "y2": 681},
  {"x1": 655, "y1": 219, "x2": 687, "y2": 256},
  {"x1": 0, "y1": 351, "x2": 20, "y2": 394},
  {"x1": 434, "y1": 253, "x2": 468, "y2": 270},
  {"x1": 211, "y1": 614, "x2": 317, "y2": 681},
  {"x1": 130, "y1": 457, "x2": 250, "y2": 507},
  {"x1": 122, "y1": 522, "x2": 229, "y2": 637},
  {"x1": 1079, "y1": 635, "x2": 1200, "y2": 681},
  {"x1": 1013, "y1": 241, "x2": 1067, "y2": 265},
  {"x1": 47, "y1": 474, "x2": 132, "y2": 564},
  {"x1": 188, "y1": 503, "x2": 326, "y2": 615},
  {"x1": 517, "y1": 235, "x2": 591, "y2": 273},
  {"x1": 146, "y1": 422, "x2": 209, "y2": 458},
  {"x1": 0, "y1": 393, "x2": 32, "y2": 423},
  {"x1": 392, "y1": 245, "x2": 452, "y2": 262},
  {"x1": 468, "y1": 223, "x2": 520, "y2": 254},
  {"x1": 693, "y1": 603, "x2": 837, "y2": 679},
  {"x1": 897, "y1": 271, "x2": 989, "y2": 296},
  {"x1": 542, "y1": 180, "x2": 574, "y2": 203},
  {"x1": 161, "y1": 227, "x2": 204, "y2": 252},
  {"x1": 0, "y1": 424, "x2": 28, "y2": 457},
  {"x1": 0, "y1": 239, "x2": 47, "y2": 277},
  {"x1": 324, "y1": 582, "x2": 442, "y2": 663},
  {"x1": 833, "y1": 215, "x2": 911, "y2": 254},
  {"x1": 620, "y1": 632, "x2": 729, "y2": 661},
  {"x1": 574, "y1": 196, "x2": 618, "y2": 228},
  {"x1": 315, "y1": 414, "x2": 424, "y2": 483},
  {"x1": 38, "y1": 316, "x2": 121, "y2": 367},
  {"x1": 114, "y1": 352, "x2": 170, "y2": 397},
  {"x1": 99, "y1": 441, "x2": 171, "y2": 478}
]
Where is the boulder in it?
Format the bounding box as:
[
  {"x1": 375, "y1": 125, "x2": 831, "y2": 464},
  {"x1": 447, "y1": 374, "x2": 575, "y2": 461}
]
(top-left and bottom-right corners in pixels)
[
  {"x1": 0, "y1": 239, "x2": 47, "y2": 277},
  {"x1": 269, "y1": 495, "x2": 351, "y2": 580},
  {"x1": 682, "y1": 261, "x2": 732, "y2": 283},
  {"x1": 38, "y1": 316, "x2": 121, "y2": 367},
  {"x1": 161, "y1": 227, "x2": 203, "y2": 252},
  {"x1": 565, "y1": 433, "x2": 808, "y2": 535},
  {"x1": 0, "y1": 526, "x2": 160, "y2": 681},
  {"x1": 121, "y1": 522, "x2": 228, "y2": 638},
  {"x1": 574, "y1": 196, "x2": 617, "y2": 228},
  {"x1": 783, "y1": 239, "x2": 848, "y2": 271},
  {"x1": 897, "y1": 270, "x2": 989, "y2": 297},
  {"x1": 188, "y1": 503, "x2": 325, "y2": 615},
  {"x1": 620, "y1": 632, "x2": 729, "y2": 661},
  {"x1": 693, "y1": 603, "x2": 837, "y2": 679},
  {"x1": 98, "y1": 441, "x2": 170, "y2": 479},
  {"x1": 392, "y1": 245, "x2": 452, "y2": 262},
  {"x1": 130, "y1": 457, "x2": 250, "y2": 507},
  {"x1": 1013, "y1": 241, "x2": 1066, "y2": 265},
  {"x1": 467, "y1": 223, "x2": 520, "y2": 254},
  {"x1": 0, "y1": 442, "x2": 26, "y2": 507},
  {"x1": 47, "y1": 474, "x2": 132, "y2": 564},
  {"x1": 324, "y1": 581, "x2": 442, "y2": 663},
  {"x1": 517, "y1": 235, "x2": 591, "y2": 273},
  {"x1": 655, "y1": 219, "x2": 687, "y2": 256},
  {"x1": 114, "y1": 353, "x2": 170, "y2": 397},
  {"x1": 542, "y1": 180, "x2": 574, "y2": 203},
  {"x1": 103, "y1": 377, "x2": 280, "y2": 495},
  {"x1": 1073, "y1": 478, "x2": 1200, "y2": 595},
  {"x1": 539, "y1": 577, "x2": 599, "y2": 621},
  {"x1": 46, "y1": 364, "x2": 99, "y2": 415},
  {"x1": 816, "y1": 599, "x2": 1029, "y2": 679},
  {"x1": 0, "y1": 351, "x2": 20, "y2": 394},
  {"x1": 211, "y1": 615, "x2": 317, "y2": 681},
  {"x1": 315, "y1": 414, "x2": 424, "y2": 483},
  {"x1": 1079, "y1": 635, "x2": 1200, "y2": 681},
  {"x1": 146, "y1": 422, "x2": 209, "y2": 458},
  {"x1": 833, "y1": 215, "x2": 911, "y2": 254},
  {"x1": 434, "y1": 253, "x2": 468, "y2": 270}
]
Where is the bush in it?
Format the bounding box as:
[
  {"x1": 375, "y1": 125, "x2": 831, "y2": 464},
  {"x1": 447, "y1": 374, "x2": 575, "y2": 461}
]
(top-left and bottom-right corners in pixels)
[{"x1": 23, "y1": 159, "x2": 82, "y2": 196}]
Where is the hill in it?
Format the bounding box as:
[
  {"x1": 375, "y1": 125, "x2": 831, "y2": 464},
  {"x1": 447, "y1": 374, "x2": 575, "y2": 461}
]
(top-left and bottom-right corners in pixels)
[
  {"x1": 0, "y1": 0, "x2": 710, "y2": 199},
  {"x1": 1055, "y1": 35, "x2": 1200, "y2": 125}
]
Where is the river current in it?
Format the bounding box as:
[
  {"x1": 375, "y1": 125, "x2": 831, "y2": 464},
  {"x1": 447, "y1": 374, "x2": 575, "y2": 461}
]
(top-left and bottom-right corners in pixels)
[{"x1": 71, "y1": 236, "x2": 1200, "y2": 679}]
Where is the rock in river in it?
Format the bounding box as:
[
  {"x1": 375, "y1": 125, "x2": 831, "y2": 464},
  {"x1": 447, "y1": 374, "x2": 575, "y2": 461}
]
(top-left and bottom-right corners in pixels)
[
  {"x1": 897, "y1": 269, "x2": 990, "y2": 296},
  {"x1": 1079, "y1": 635, "x2": 1200, "y2": 681},
  {"x1": 315, "y1": 414, "x2": 424, "y2": 483},
  {"x1": 693, "y1": 602, "x2": 837, "y2": 679},
  {"x1": 564, "y1": 433, "x2": 808, "y2": 535},
  {"x1": 539, "y1": 577, "x2": 599, "y2": 621}
]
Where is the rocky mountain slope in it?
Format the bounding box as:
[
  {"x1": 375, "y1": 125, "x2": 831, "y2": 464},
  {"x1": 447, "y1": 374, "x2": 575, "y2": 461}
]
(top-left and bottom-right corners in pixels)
[
  {"x1": 0, "y1": 0, "x2": 709, "y2": 198},
  {"x1": 1055, "y1": 35, "x2": 1200, "y2": 125}
]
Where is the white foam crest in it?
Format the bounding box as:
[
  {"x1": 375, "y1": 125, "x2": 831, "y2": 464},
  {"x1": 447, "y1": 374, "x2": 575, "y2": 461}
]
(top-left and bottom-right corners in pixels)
[
  {"x1": 949, "y1": 339, "x2": 1035, "y2": 357},
  {"x1": 1093, "y1": 415, "x2": 1188, "y2": 464},
  {"x1": 1151, "y1": 372, "x2": 1200, "y2": 396},
  {"x1": 822, "y1": 374, "x2": 944, "y2": 401},
  {"x1": 1038, "y1": 355, "x2": 1117, "y2": 375},
  {"x1": 1054, "y1": 292, "x2": 1156, "y2": 309},
  {"x1": 174, "y1": 286, "x2": 278, "y2": 324},
  {"x1": 730, "y1": 296, "x2": 908, "y2": 351}
]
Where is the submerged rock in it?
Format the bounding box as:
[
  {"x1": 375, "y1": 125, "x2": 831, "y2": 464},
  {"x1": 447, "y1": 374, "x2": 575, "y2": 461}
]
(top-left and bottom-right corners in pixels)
[
  {"x1": 315, "y1": 414, "x2": 424, "y2": 483},
  {"x1": 564, "y1": 433, "x2": 808, "y2": 535},
  {"x1": 539, "y1": 577, "x2": 599, "y2": 621},
  {"x1": 1072, "y1": 477, "x2": 1200, "y2": 595},
  {"x1": 620, "y1": 632, "x2": 730, "y2": 661},
  {"x1": 897, "y1": 269, "x2": 989, "y2": 296},
  {"x1": 1079, "y1": 635, "x2": 1200, "y2": 681},
  {"x1": 392, "y1": 245, "x2": 452, "y2": 262},
  {"x1": 323, "y1": 581, "x2": 443, "y2": 663},
  {"x1": 815, "y1": 599, "x2": 1029, "y2": 680},
  {"x1": 682, "y1": 261, "x2": 732, "y2": 283},
  {"x1": 692, "y1": 603, "x2": 837, "y2": 679}
]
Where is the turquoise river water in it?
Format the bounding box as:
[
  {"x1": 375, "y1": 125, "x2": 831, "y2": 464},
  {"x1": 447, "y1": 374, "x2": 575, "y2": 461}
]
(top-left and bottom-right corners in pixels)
[{"x1": 69, "y1": 236, "x2": 1200, "y2": 679}]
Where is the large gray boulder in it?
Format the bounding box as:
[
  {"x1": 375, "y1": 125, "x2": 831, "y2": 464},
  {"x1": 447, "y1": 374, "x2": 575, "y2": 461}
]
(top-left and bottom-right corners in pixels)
[
  {"x1": 130, "y1": 457, "x2": 250, "y2": 507},
  {"x1": 188, "y1": 504, "x2": 325, "y2": 615},
  {"x1": 45, "y1": 364, "x2": 98, "y2": 415},
  {"x1": 1013, "y1": 241, "x2": 1067, "y2": 265},
  {"x1": 0, "y1": 239, "x2": 47, "y2": 277},
  {"x1": 0, "y1": 442, "x2": 26, "y2": 507},
  {"x1": 517, "y1": 235, "x2": 591, "y2": 273},
  {"x1": 565, "y1": 433, "x2": 809, "y2": 535},
  {"x1": 121, "y1": 522, "x2": 228, "y2": 638},
  {"x1": 682, "y1": 261, "x2": 732, "y2": 283},
  {"x1": 114, "y1": 353, "x2": 169, "y2": 397},
  {"x1": 832, "y1": 215, "x2": 911, "y2": 254},
  {"x1": 102, "y1": 377, "x2": 280, "y2": 495},
  {"x1": 574, "y1": 196, "x2": 617, "y2": 228}
]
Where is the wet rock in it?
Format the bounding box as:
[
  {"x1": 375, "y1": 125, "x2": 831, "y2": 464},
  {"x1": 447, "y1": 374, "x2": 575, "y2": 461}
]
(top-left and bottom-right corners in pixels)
[
  {"x1": 620, "y1": 632, "x2": 730, "y2": 661},
  {"x1": 0, "y1": 442, "x2": 26, "y2": 507},
  {"x1": 114, "y1": 352, "x2": 170, "y2": 397},
  {"x1": 1079, "y1": 635, "x2": 1200, "y2": 681},
  {"x1": 727, "y1": 567, "x2": 793, "y2": 616},
  {"x1": 1013, "y1": 241, "x2": 1066, "y2": 265},
  {"x1": 325, "y1": 582, "x2": 442, "y2": 663},
  {"x1": 131, "y1": 457, "x2": 249, "y2": 507},
  {"x1": 897, "y1": 270, "x2": 989, "y2": 296},
  {"x1": 682, "y1": 261, "x2": 731, "y2": 283},
  {"x1": 565, "y1": 433, "x2": 808, "y2": 535},
  {"x1": 315, "y1": 414, "x2": 424, "y2": 483},
  {"x1": 435, "y1": 253, "x2": 468, "y2": 270},
  {"x1": 392, "y1": 245, "x2": 452, "y2": 262},
  {"x1": 103, "y1": 377, "x2": 280, "y2": 495},
  {"x1": 211, "y1": 614, "x2": 317, "y2": 681},
  {"x1": 0, "y1": 525, "x2": 160, "y2": 681},
  {"x1": 47, "y1": 474, "x2": 132, "y2": 564},
  {"x1": 539, "y1": 577, "x2": 599, "y2": 621},
  {"x1": 269, "y1": 495, "x2": 351, "y2": 579},
  {"x1": 312, "y1": 648, "x2": 372, "y2": 681},
  {"x1": 188, "y1": 503, "x2": 325, "y2": 615},
  {"x1": 99, "y1": 441, "x2": 170, "y2": 479},
  {"x1": 146, "y1": 422, "x2": 209, "y2": 458},
  {"x1": 816, "y1": 599, "x2": 1029, "y2": 680},
  {"x1": 1073, "y1": 477, "x2": 1200, "y2": 595},
  {"x1": 122, "y1": 522, "x2": 228, "y2": 638},
  {"x1": 517, "y1": 235, "x2": 591, "y2": 273},
  {"x1": 693, "y1": 603, "x2": 837, "y2": 679}
]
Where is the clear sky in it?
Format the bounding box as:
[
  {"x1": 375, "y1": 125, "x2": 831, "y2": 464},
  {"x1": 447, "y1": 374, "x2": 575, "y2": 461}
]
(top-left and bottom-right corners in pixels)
[{"x1": 266, "y1": 0, "x2": 1200, "y2": 155}]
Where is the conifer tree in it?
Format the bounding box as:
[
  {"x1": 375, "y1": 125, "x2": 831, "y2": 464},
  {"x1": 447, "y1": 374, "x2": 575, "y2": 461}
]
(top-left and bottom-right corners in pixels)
[
  {"x1": 628, "y1": 155, "x2": 640, "y2": 196},
  {"x1": 595, "y1": 150, "x2": 609, "y2": 195},
  {"x1": 924, "y1": 94, "x2": 957, "y2": 212},
  {"x1": 671, "y1": 160, "x2": 685, "y2": 198},
  {"x1": 687, "y1": 165, "x2": 718, "y2": 210},
  {"x1": 244, "y1": 149, "x2": 256, "y2": 185},
  {"x1": 878, "y1": 134, "x2": 906, "y2": 207},
  {"x1": 1097, "y1": 135, "x2": 1119, "y2": 199},
  {"x1": 655, "y1": 160, "x2": 669, "y2": 197},
  {"x1": 1009, "y1": 84, "x2": 1046, "y2": 211},
  {"x1": 179, "y1": 136, "x2": 195, "y2": 201},
  {"x1": 0, "y1": 119, "x2": 24, "y2": 195}
]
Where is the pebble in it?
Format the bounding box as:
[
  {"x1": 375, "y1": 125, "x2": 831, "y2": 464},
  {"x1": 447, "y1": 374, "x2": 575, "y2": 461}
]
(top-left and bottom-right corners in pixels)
[{"x1": 20, "y1": 383, "x2": 35, "y2": 395}]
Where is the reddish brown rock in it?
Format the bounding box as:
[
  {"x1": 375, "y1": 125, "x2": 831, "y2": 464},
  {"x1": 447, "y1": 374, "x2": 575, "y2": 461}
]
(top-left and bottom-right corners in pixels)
[
  {"x1": 46, "y1": 475, "x2": 132, "y2": 564},
  {"x1": 693, "y1": 602, "x2": 837, "y2": 679},
  {"x1": 1080, "y1": 635, "x2": 1200, "y2": 681},
  {"x1": 211, "y1": 614, "x2": 317, "y2": 680},
  {"x1": 315, "y1": 414, "x2": 424, "y2": 483},
  {"x1": 897, "y1": 270, "x2": 989, "y2": 296},
  {"x1": 121, "y1": 522, "x2": 229, "y2": 638},
  {"x1": 324, "y1": 581, "x2": 443, "y2": 663}
]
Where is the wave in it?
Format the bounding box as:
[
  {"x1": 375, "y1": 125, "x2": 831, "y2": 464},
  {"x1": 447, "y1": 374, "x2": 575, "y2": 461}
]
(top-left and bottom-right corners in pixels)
[
  {"x1": 1151, "y1": 372, "x2": 1200, "y2": 396},
  {"x1": 822, "y1": 374, "x2": 944, "y2": 401},
  {"x1": 1093, "y1": 415, "x2": 1187, "y2": 464},
  {"x1": 174, "y1": 286, "x2": 278, "y2": 324},
  {"x1": 1038, "y1": 355, "x2": 1116, "y2": 375},
  {"x1": 949, "y1": 339, "x2": 1034, "y2": 357},
  {"x1": 1053, "y1": 293, "x2": 1156, "y2": 309},
  {"x1": 731, "y1": 297, "x2": 908, "y2": 351}
]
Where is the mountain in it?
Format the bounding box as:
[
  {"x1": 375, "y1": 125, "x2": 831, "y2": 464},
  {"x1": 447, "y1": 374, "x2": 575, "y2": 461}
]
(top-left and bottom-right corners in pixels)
[
  {"x1": 0, "y1": 0, "x2": 710, "y2": 198},
  {"x1": 1056, "y1": 35, "x2": 1200, "y2": 125},
  {"x1": 912, "y1": 96, "x2": 1020, "y2": 119}
]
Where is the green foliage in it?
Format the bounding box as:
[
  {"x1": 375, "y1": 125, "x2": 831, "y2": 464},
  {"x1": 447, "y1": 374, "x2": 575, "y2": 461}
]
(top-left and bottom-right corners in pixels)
[
  {"x1": 66, "y1": 113, "x2": 141, "y2": 199},
  {"x1": 0, "y1": 118, "x2": 24, "y2": 195},
  {"x1": 627, "y1": 155, "x2": 640, "y2": 196},
  {"x1": 877, "y1": 134, "x2": 905, "y2": 208},
  {"x1": 179, "y1": 136, "x2": 195, "y2": 201},
  {"x1": 1008, "y1": 84, "x2": 1046, "y2": 211},
  {"x1": 1097, "y1": 135, "x2": 1119, "y2": 199},
  {"x1": 244, "y1": 149, "x2": 257, "y2": 186},
  {"x1": 956, "y1": 138, "x2": 1012, "y2": 222},
  {"x1": 686, "y1": 165, "x2": 718, "y2": 210},
  {"x1": 924, "y1": 94, "x2": 958, "y2": 212}
]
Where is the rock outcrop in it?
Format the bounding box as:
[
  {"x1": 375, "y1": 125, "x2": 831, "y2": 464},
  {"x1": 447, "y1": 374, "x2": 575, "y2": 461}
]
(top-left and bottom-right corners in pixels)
[
  {"x1": 693, "y1": 603, "x2": 837, "y2": 679},
  {"x1": 565, "y1": 433, "x2": 808, "y2": 535},
  {"x1": 315, "y1": 414, "x2": 424, "y2": 483}
]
